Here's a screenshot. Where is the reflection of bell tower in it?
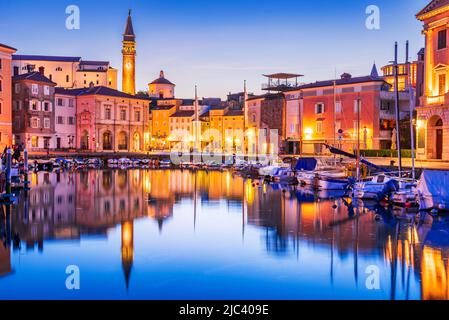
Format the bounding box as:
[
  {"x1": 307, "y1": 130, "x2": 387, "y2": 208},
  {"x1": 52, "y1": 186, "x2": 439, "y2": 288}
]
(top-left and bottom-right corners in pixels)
[
  {"x1": 122, "y1": 10, "x2": 136, "y2": 95},
  {"x1": 121, "y1": 220, "x2": 134, "y2": 290}
]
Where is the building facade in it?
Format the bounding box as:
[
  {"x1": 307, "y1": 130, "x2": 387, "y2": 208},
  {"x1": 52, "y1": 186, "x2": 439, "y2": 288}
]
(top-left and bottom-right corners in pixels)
[
  {"x1": 12, "y1": 55, "x2": 117, "y2": 90},
  {"x1": 0, "y1": 43, "x2": 16, "y2": 150},
  {"x1": 69, "y1": 86, "x2": 150, "y2": 153},
  {"x1": 12, "y1": 72, "x2": 57, "y2": 151},
  {"x1": 416, "y1": 0, "x2": 449, "y2": 160},
  {"x1": 148, "y1": 71, "x2": 175, "y2": 99},
  {"x1": 54, "y1": 88, "x2": 78, "y2": 150},
  {"x1": 283, "y1": 70, "x2": 412, "y2": 155}
]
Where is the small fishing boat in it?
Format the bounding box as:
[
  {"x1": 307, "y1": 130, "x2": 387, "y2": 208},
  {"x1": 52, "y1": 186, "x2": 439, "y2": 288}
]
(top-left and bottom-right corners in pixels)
[
  {"x1": 271, "y1": 167, "x2": 298, "y2": 185},
  {"x1": 417, "y1": 170, "x2": 449, "y2": 212},
  {"x1": 352, "y1": 174, "x2": 399, "y2": 200}
]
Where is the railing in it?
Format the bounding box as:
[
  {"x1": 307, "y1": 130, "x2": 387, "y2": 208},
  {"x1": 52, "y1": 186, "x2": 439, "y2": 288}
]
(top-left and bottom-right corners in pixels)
[
  {"x1": 426, "y1": 95, "x2": 445, "y2": 105},
  {"x1": 262, "y1": 82, "x2": 299, "y2": 90}
]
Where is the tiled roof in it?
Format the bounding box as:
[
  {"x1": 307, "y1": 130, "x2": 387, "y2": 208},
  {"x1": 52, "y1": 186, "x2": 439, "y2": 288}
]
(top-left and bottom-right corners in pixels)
[
  {"x1": 55, "y1": 86, "x2": 151, "y2": 101},
  {"x1": 170, "y1": 110, "x2": 195, "y2": 118},
  {"x1": 283, "y1": 75, "x2": 385, "y2": 92},
  {"x1": 225, "y1": 110, "x2": 244, "y2": 117},
  {"x1": 417, "y1": 0, "x2": 449, "y2": 19},
  {"x1": 13, "y1": 55, "x2": 81, "y2": 62},
  {"x1": 13, "y1": 72, "x2": 57, "y2": 85},
  {"x1": 149, "y1": 77, "x2": 175, "y2": 85},
  {"x1": 79, "y1": 60, "x2": 109, "y2": 66},
  {"x1": 0, "y1": 43, "x2": 17, "y2": 51},
  {"x1": 152, "y1": 105, "x2": 176, "y2": 111}
]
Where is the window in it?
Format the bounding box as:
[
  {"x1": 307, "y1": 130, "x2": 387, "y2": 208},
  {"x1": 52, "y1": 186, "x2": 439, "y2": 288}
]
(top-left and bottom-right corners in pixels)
[
  {"x1": 0, "y1": 80, "x2": 2, "y2": 92},
  {"x1": 381, "y1": 101, "x2": 390, "y2": 111},
  {"x1": 13, "y1": 66, "x2": 19, "y2": 76},
  {"x1": 135, "y1": 110, "x2": 141, "y2": 122},
  {"x1": 438, "y1": 29, "x2": 447, "y2": 50},
  {"x1": 57, "y1": 116, "x2": 64, "y2": 124},
  {"x1": 43, "y1": 102, "x2": 50, "y2": 112},
  {"x1": 31, "y1": 118, "x2": 40, "y2": 128},
  {"x1": 335, "y1": 101, "x2": 342, "y2": 113},
  {"x1": 14, "y1": 101, "x2": 21, "y2": 111},
  {"x1": 31, "y1": 136, "x2": 39, "y2": 148},
  {"x1": 57, "y1": 98, "x2": 64, "y2": 106},
  {"x1": 31, "y1": 101, "x2": 38, "y2": 111},
  {"x1": 316, "y1": 121, "x2": 323, "y2": 134},
  {"x1": 0, "y1": 102, "x2": 2, "y2": 115},
  {"x1": 315, "y1": 103, "x2": 324, "y2": 114},
  {"x1": 44, "y1": 118, "x2": 50, "y2": 129},
  {"x1": 120, "y1": 109, "x2": 126, "y2": 121},
  {"x1": 105, "y1": 106, "x2": 112, "y2": 120},
  {"x1": 44, "y1": 86, "x2": 50, "y2": 96},
  {"x1": 0, "y1": 59, "x2": 2, "y2": 70},
  {"x1": 68, "y1": 117, "x2": 75, "y2": 125},
  {"x1": 66, "y1": 75, "x2": 70, "y2": 83},
  {"x1": 15, "y1": 83, "x2": 20, "y2": 94},
  {"x1": 32, "y1": 84, "x2": 38, "y2": 95},
  {"x1": 439, "y1": 74, "x2": 446, "y2": 95}
]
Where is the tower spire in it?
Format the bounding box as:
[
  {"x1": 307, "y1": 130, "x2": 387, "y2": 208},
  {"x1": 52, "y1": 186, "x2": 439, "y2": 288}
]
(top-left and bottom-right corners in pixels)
[{"x1": 122, "y1": 10, "x2": 136, "y2": 95}]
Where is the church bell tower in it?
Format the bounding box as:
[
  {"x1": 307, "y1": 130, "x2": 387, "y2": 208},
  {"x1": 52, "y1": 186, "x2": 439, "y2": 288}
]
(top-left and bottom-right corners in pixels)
[{"x1": 122, "y1": 10, "x2": 136, "y2": 95}]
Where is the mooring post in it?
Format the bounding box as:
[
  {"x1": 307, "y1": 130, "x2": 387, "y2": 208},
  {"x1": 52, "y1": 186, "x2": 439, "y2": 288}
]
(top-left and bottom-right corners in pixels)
[
  {"x1": 4, "y1": 148, "x2": 12, "y2": 201},
  {"x1": 24, "y1": 148, "x2": 30, "y2": 188}
]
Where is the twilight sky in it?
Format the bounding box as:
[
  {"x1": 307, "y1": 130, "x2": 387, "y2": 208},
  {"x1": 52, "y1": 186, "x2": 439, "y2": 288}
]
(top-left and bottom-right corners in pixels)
[{"x1": 0, "y1": 0, "x2": 430, "y2": 99}]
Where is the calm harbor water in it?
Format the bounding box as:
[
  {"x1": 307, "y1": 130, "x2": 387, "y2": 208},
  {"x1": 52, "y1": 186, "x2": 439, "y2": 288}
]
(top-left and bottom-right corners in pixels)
[{"x1": 0, "y1": 169, "x2": 448, "y2": 300}]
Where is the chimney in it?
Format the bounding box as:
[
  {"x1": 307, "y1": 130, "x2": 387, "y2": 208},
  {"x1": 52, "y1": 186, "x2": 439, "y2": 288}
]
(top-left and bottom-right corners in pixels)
[
  {"x1": 340, "y1": 73, "x2": 352, "y2": 80},
  {"x1": 38, "y1": 66, "x2": 45, "y2": 75},
  {"x1": 26, "y1": 64, "x2": 35, "y2": 73}
]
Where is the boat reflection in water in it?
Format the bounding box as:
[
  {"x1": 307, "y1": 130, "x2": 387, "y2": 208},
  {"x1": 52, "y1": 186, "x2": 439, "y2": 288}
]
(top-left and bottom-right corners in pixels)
[{"x1": 0, "y1": 169, "x2": 448, "y2": 300}]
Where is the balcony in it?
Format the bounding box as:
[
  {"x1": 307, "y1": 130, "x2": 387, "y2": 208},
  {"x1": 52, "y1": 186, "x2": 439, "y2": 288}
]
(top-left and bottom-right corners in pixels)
[
  {"x1": 262, "y1": 81, "x2": 299, "y2": 91},
  {"x1": 425, "y1": 94, "x2": 445, "y2": 106}
]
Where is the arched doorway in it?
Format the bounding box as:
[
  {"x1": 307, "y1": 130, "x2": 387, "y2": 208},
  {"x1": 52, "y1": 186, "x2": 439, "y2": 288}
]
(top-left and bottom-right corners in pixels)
[
  {"x1": 80, "y1": 131, "x2": 89, "y2": 150},
  {"x1": 133, "y1": 132, "x2": 141, "y2": 151},
  {"x1": 427, "y1": 116, "x2": 444, "y2": 160},
  {"x1": 103, "y1": 131, "x2": 113, "y2": 150},
  {"x1": 118, "y1": 131, "x2": 128, "y2": 151}
]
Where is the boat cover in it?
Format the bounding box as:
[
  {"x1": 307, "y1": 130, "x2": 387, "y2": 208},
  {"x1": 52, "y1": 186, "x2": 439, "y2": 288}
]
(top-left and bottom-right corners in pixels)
[
  {"x1": 294, "y1": 158, "x2": 317, "y2": 171},
  {"x1": 417, "y1": 170, "x2": 449, "y2": 208}
]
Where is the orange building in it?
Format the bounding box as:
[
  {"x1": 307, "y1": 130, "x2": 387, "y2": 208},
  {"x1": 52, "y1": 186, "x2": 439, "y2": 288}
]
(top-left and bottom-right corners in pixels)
[
  {"x1": 0, "y1": 43, "x2": 17, "y2": 149},
  {"x1": 284, "y1": 68, "x2": 412, "y2": 155},
  {"x1": 416, "y1": 0, "x2": 449, "y2": 160}
]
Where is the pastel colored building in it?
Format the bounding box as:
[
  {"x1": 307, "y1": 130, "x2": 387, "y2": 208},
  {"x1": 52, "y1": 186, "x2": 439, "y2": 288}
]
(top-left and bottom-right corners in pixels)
[
  {"x1": 246, "y1": 93, "x2": 285, "y2": 155},
  {"x1": 0, "y1": 43, "x2": 16, "y2": 150},
  {"x1": 283, "y1": 69, "x2": 412, "y2": 155},
  {"x1": 54, "y1": 88, "x2": 78, "y2": 150},
  {"x1": 62, "y1": 86, "x2": 150, "y2": 152},
  {"x1": 12, "y1": 55, "x2": 117, "y2": 90},
  {"x1": 416, "y1": 0, "x2": 449, "y2": 160},
  {"x1": 12, "y1": 71, "x2": 57, "y2": 151}
]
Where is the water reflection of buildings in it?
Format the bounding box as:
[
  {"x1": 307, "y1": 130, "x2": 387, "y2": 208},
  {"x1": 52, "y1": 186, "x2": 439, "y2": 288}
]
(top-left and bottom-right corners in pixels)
[
  {"x1": 3, "y1": 170, "x2": 449, "y2": 299},
  {"x1": 246, "y1": 183, "x2": 449, "y2": 300}
]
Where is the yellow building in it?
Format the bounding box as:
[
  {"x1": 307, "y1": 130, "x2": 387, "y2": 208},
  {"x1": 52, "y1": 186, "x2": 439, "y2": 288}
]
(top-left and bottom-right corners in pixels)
[
  {"x1": 150, "y1": 105, "x2": 177, "y2": 150},
  {"x1": 122, "y1": 10, "x2": 136, "y2": 95},
  {"x1": 416, "y1": 0, "x2": 449, "y2": 160}
]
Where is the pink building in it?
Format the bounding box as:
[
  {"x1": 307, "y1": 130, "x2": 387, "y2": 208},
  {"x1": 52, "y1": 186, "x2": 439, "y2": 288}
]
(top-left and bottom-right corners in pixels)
[{"x1": 62, "y1": 86, "x2": 151, "y2": 152}]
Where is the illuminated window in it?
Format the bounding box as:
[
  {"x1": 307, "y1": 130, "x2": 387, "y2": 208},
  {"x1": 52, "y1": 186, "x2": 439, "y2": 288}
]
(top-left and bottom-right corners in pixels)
[{"x1": 31, "y1": 136, "x2": 39, "y2": 148}]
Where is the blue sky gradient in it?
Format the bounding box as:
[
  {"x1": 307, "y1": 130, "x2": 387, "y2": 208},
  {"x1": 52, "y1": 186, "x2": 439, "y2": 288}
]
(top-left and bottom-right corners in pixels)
[{"x1": 0, "y1": 0, "x2": 430, "y2": 98}]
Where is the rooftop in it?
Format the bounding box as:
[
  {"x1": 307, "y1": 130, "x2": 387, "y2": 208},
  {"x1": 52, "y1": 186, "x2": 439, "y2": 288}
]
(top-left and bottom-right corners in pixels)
[
  {"x1": 13, "y1": 72, "x2": 57, "y2": 85},
  {"x1": 149, "y1": 70, "x2": 175, "y2": 86},
  {"x1": 13, "y1": 55, "x2": 81, "y2": 62},
  {"x1": 170, "y1": 110, "x2": 195, "y2": 118},
  {"x1": 79, "y1": 60, "x2": 110, "y2": 66},
  {"x1": 55, "y1": 86, "x2": 151, "y2": 100},
  {"x1": 225, "y1": 109, "x2": 244, "y2": 117},
  {"x1": 263, "y1": 73, "x2": 304, "y2": 79},
  {"x1": 417, "y1": 0, "x2": 449, "y2": 19},
  {"x1": 0, "y1": 43, "x2": 17, "y2": 52}
]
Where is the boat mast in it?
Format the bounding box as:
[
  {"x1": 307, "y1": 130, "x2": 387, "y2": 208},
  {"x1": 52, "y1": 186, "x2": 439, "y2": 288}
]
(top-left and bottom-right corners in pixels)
[
  {"x1": 333, "y1": 79, "x2": 337, "y2": 165},
  {"x1": 356, "y1": 95, "x2": 361, "y2": 181},
  {"x1": 394, "y1": 42, "x2": 403, "y2": 177},
  {"x1": 406, "y1": 41, "x2": 416, "y2": 180}
]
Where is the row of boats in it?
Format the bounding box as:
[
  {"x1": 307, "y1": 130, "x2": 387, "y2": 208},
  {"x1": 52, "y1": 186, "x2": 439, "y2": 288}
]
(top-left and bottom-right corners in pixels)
[
  {"x1": 4, "y1": 153, "x2": 448, "y2": 213},
  {"x1": 245, "y1": 157, "x2": 448, "y2": 213}
]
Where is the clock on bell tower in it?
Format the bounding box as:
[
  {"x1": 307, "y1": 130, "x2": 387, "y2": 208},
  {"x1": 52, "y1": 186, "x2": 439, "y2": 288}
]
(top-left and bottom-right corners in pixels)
[{"x1": 122, "y1": 10, "x2": 136, "y2": 95}]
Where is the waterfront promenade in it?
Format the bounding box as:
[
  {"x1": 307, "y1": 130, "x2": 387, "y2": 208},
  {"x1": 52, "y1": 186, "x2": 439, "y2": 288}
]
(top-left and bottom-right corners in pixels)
[{"x1": 25, "y1": 150, "x2": 449, "y2": 170}]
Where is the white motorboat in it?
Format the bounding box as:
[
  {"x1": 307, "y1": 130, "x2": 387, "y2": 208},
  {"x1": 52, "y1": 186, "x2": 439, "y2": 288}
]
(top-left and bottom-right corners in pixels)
[{"x1": 352, "y1": 174, "x2": 399, "y2": 200}]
